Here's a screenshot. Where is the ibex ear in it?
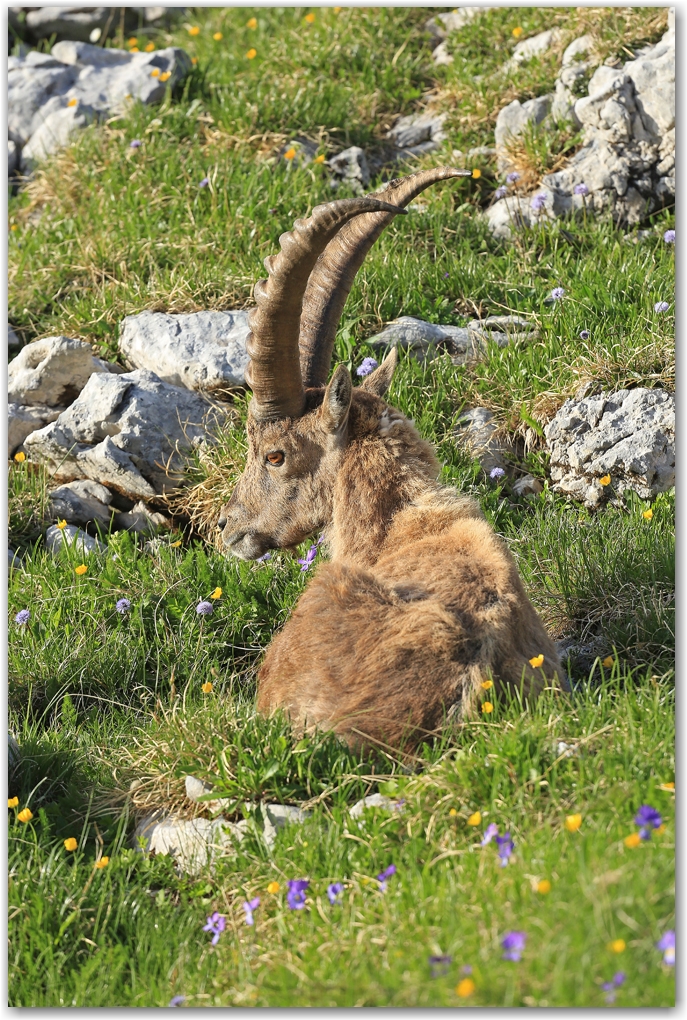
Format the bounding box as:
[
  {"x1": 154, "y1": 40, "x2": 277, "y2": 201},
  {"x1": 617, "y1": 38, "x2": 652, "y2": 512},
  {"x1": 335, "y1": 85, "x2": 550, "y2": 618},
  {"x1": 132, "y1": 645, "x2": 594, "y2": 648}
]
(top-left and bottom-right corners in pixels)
[
  {"x1": 358, "y1": 347, "x2": 397, "y2": 397},
  {"x1": 321, "y1": 364, "x2": 352, "y2": 433}
]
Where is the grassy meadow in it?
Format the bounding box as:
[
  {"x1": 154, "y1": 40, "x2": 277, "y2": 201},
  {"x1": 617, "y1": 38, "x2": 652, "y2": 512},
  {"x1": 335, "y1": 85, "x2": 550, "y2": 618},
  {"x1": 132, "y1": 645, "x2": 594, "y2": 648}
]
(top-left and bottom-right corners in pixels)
[{"x1": 8, "y1": 6, "x2": 674, "y2": 1007}]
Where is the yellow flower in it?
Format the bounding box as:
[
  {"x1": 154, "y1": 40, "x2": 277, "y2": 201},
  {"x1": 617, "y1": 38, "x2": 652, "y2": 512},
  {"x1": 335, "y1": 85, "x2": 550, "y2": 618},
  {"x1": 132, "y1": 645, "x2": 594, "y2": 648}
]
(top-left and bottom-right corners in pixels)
[
  {"x1": 128, "y1": 36, "x2": 138, "y2": 46},
  {"x1": 170, "y1": 539, "x2": 182, "y2": 547},
  {"x1": 529, "y1": 654, "x2": 544, "y2": 668},
  {"x1": 643, "y1": 509, "x2": 653, "y2": 520},
  {"x1": 608, "y1": 939, "x2": 626, "y2": 954},
  {"x1": 14, "y1": 451, "x2": 26, "y2": 463},
  {"x1": 481, "y1": 702, "x2": 493, "y2": 714},
  {"x1": 449, "y1": 808, "x2": 458, "y2": 817},
  {"x1": 472, "y1": 168, "x2": 481, "y2": 179},
  {"x1": 95, "y1": 856, "x2": 109, "y2": 869},
  {"x1": 150, "y1": 68, "x2": 160, "y2": 77},
  {"x1": 129, "y1": 46, "x2": 139, "y2": 53},
  {"x1": 536, "y1": 879, "x2": 551, "y2": 894},
  {"x1": 67, "y1": 98, "x2": 78, "y2": 107},
  {"x1": 512, "y1": 26, "x2": 523, "y2": 38},
  {"x1": 246, "y1": 17, "x2": 258, "y2": 29},
  {"x1": 213, "y1": 32, "x2": 223, "y2": 41},
  {"x1": 188, "y1": 26, "x2": 200, "y2": 36},
  {"x1": 334, "y1": 5, "x2": 342, "y2": 11},
  {"x1": 565, "y1": 813, "x2": 582, "y2": 832},
  {"x1": 17, "y1": 808, "x2": 33, "y2": 823},
  {"x1": 624, "y1": 832, "x2": 641, "y2": 848},
  {"x1": 145, "y1": 42, "x2": 155, "y2": 52},
  {"x1": 8, "y1": 797, "x2": 19, "y2": 808},
  {"x1": 267, "y1": 881, "x2": 280, "y2": 894},
  {"x1": 599, "y1": 474, "x2": 611, "y2": 486},
  {"x1": 75, "y1": 564, "x2": 87, "y2": 575},
  {"x1": 654, "y1": 824, "x2": 666, "y2": 836},
  {"x1": 284, "y1": 147, "x2": 297, "y2": 160},
  {"x1": 202, "y1": 681, "x2": 213, "y2": 694},
  {"x1": 158, "y1": 71, "x2": 170, "y2": 82},
  {"x1": 659, "y1": 781, "x2": 675, "y2": 792},
  {"x1": 314, "y1": 154, "x2": 326, "y2": 164},
  {"x1": 467, "y1": 811, "x2": 481, "y2": 826},
  {"x1": 191, "y1": 57, "x2": 198, "y2": 65},
  {"x1": 56, "y1": 519, "x2": 68, "y2": 530},
  {"x1": 481, "y1": 680, "x2": 493, "y2": 690},
  {"x1": 210, "y1": 587, "x2": 222, "y2": 600},
  {"x1": 602, "y1": 655, "x2": 614, "y2": 668},
  {"x1": 304, "y1": 12, "x2": 316, "y2": 23},
  {"x1": 64, "y1": 837, "x2": 78, "y2": 851},
  {"x1": 456, "y1": 978, "x2": 476, "y2": 998},
  {"x1": 246, "y1": 48, "x2": 257, "y2": 60},
  {"x1": 10, "y1": 224, "x2": 18, "y2": 231}
]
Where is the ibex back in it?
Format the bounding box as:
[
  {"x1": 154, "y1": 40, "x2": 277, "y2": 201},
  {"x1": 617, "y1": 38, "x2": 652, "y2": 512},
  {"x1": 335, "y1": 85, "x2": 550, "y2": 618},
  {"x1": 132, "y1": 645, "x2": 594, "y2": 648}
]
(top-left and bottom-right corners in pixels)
[{"x1": 219, "y1": 168, "x2": 562, "y2": 752}]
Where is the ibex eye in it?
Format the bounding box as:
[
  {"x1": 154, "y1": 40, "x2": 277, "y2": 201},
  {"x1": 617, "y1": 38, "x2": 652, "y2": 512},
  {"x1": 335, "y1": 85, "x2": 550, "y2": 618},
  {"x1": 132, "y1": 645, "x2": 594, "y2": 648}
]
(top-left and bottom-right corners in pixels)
[{"x1": 266, "y1": 451, "x2": 285, "y2": 466}]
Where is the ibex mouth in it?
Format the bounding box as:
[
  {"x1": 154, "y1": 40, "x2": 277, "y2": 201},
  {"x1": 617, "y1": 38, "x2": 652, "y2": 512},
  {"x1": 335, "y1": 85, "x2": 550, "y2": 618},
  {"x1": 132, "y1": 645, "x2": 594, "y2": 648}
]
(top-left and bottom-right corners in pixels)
[{"x1": 223, "y1": 530, "x2": 272, "y2": 561}]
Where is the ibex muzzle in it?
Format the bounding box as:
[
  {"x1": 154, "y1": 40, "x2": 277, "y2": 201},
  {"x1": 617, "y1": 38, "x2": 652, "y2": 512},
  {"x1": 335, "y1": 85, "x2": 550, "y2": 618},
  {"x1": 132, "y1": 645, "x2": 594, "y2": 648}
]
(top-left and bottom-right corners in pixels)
[{"x1": 219, "y1": 168, "x2": 563, "y2": 753}]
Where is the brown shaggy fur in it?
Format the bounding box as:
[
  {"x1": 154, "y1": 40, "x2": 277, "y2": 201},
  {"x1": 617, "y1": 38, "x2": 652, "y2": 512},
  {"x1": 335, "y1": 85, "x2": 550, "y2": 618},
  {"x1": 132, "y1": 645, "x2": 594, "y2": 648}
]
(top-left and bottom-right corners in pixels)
[{"x1": 219, "y1": 359, "x2": 562, "y2": 752}]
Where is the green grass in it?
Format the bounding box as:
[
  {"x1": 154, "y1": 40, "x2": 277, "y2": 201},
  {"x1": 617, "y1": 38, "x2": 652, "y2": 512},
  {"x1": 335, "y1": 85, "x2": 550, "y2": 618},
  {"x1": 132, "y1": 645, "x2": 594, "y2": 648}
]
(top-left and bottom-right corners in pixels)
[{"x1": 8, "y1": 6, "x2": 674, "y2": 1008}]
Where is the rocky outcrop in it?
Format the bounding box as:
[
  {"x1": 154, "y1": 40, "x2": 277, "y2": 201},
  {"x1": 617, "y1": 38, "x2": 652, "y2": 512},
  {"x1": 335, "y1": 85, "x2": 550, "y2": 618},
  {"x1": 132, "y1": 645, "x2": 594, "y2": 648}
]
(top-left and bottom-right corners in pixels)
[
  {"x1": 8, "y1": 336, "x2": 108, "y2": 407},
  {"x1": 45, "y1": 523, "x2": 106, "y2": 557},
  {"x1": 23, "y1": 368, "x2": 225, "y2": 501},
  {"x1": 386, "y1": 112, "x2": 447, "y2": 159},
  {"x1": 544, "y1": 387, "x2": 675, "y2": 507},
  {"x1": 14, "y1": 7, "x2": 186, "y2": 45},
  {"x1": 119, "y1": 310, "x2": 251, "y2": 394},
  {"x1": 48, "y1": 480, "x2": 114, "y2": 530},
  {"x1": 8, "y1": 402, "x2": 62, "y2": 457}
]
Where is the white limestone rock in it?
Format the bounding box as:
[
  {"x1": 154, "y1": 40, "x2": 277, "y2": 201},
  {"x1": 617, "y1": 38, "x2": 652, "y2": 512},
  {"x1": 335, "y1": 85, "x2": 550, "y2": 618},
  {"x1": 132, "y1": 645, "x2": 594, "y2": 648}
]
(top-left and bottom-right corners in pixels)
[
  {"x1": 8, "y1": 402, "x2": 63, "y2": 457},
  {"x1": 8, "y1": 140, "x2": 18, "y2": 176},
  {"x1": 48, "y1": 480, "x2": 114, "y2": 530},
  {"x1": 387, "y1": 112, "x2": 447, "y2": 157},
  {"x1": 21, "y1": 99, "x2": 97, "y2": 168},
  {"x1": 8, "y1": 52, "x2": 78, "y2": 146},
  {"x1": 454, "y1": 407, "x2": 513, "y2": 476},
  {"x1": 511, "y1": 474, "x2": 544, "y2": 499},
  {"x1": 45, "y1": 523, "x2": 106, "y2": 557},
  {"x1": 8, "y1": 336, "x2": 107, "y2": 407},
  {"x1": 506, "y1": 28, "x2": 563, "y2": 69},
  {"x1": 8, "y1": 325, "x2": 21, "y2": 348},
  {"x1": 23, "y1": 368, "x2": 225, "y2": 500},
  {"x1": 425, "y1": 7, "x2": 496, "y2": 61},
  {"x1": 366, "y1": 316, "x2": 482, "y2": 365},
  {"x1": 134, "y1": 810, "x2": 250, "y2": 874},
  {"x1": 544, "y1": 388, "x2": 675, "y2": 507},
  {"x1": 118, "y1": 310, "x2": 251, "y2": 393},
  {"x1": 114, "y1": 501, "x2": 170, "y2": 535},
  {"x1": 495, "y1": 95, "x2": 553, "y2": 164},
  {"x1": 328, "y1": 146, "x2": 370, "y2": 193}
]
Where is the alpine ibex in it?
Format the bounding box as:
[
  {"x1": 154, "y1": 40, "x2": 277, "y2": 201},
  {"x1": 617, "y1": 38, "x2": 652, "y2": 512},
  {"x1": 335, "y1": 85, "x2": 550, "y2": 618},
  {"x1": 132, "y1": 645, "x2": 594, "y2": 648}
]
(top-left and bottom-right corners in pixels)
[{"x1": 218, "y1": 167, "x2": 562, "y2": 752}]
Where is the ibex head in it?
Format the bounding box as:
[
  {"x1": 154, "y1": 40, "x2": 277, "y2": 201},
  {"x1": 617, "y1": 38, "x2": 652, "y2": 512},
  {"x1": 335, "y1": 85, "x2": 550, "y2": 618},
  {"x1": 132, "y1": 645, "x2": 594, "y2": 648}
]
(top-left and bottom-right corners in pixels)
[{"x1": 218, "y1": 167, "x2": 470, "y2": 560}]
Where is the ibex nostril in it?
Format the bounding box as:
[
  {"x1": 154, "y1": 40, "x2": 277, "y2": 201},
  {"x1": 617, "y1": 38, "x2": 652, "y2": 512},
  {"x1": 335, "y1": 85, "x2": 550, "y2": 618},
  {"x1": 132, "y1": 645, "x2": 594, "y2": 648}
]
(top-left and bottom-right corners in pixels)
[{"x1": 217, "y1": 517, "x2": 227, "y2": 531}]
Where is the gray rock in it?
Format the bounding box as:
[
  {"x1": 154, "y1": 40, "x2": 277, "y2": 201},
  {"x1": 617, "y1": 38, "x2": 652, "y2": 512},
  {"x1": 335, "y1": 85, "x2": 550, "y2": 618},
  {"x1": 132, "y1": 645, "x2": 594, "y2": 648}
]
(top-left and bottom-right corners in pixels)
[
  {"x1": 8, "y1": 549, "x2": 22, "y2": 575},
  {"x1": 23, "y1": 368, "x2": 225, "y2": 501},
  {"x1": 495, "y1": 94, "x2": 552, "y2": 156},
  {"x1": 278, "y1": 136, "x2": 318, "y2": 167},
  {"x1": 45, "y1": 523, "x2": 106, "y2": 557},
  {"x1": 118, "y1": 310, "x2": 251, "y2": 394},
  {"x1": 25, "y1": 7, "x2": 133, "y2": 43},
  {"x1": 9, "y1": 732, "x2": 20, "y2": 769},
  {"x1": 431, "y1": 41, "x2": 454, "y2": 67},
  {"x1": 349, "y1": 793, "x2": 395, "y2": 819},
  {"x1": 8, "y1": 336, "x2": 107, "y2": 407},
  {"x1": 328, "y1": 146, "x2": 370, "y2": 192},
  {"x1": 21, "y1": 99, "x2": 97, "y2": 168},
  {"x1": 134, "y1": 810, "x2": 250, "y2": 874},
  {"x1": 454, "y1": 407, "x2": 512, "y2": 475},
  {"x1": 366, "y1": 316, "x2": 480, "y2": 365},
  {"x1": 506, "y1": 28, "x2": 563, "y2": 68},
  {"x1": 485, "y1": 195, "x2": 536, "y2": 240},
  {"x1": 467, "y1": 315, "x2": 537, "y2": 350},
  {"x1": 48, "y1": 480, "x2": 114, "y2": 529},
  {"x1": 425, "y1": 6, "x2": 496, "y2": 60},
  {"x1": 8, "y1": 325, "x2": 21, "y2": 347},
  {"x1": 544, "y1": 387, "x2": 675, "y2": 506},
  {"x1": 8, "y1": 402, "x2": 63, "y2": 457},
  {"x1": 387, "y1": 112, "x2": 447, "y2": 157},
  {"x1": 8, "y1": 140, "x2": 18, "y2": 177},
  {"x1": 511, "y1": 474, "x2": 544, "y2": 498},
  {"x1": 562, "y1": 35, "x2": 595, "y2": 67},
  {"x1": 184, "y1": 775, "x2": 213, "y2": 802},
  {"x1": 262, "y1": 803, "x2": 310, "y2": 848},
  {"x1": 8, "y1": 58, "x2": 78, "y2": 146},
  {"x1": 114, "y1": 501, "x2": 170, "y2": 535}
]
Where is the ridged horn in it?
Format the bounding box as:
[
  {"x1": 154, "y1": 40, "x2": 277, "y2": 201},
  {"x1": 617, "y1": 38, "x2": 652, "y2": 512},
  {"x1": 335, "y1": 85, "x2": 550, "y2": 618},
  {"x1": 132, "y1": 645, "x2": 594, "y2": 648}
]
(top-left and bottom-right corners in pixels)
[
  {"x1": 246, "y1": 197, "x2": 408, "y2": 421},
  {"x1": 298, "y1": 166, "x2": 471, "y2": 388}
]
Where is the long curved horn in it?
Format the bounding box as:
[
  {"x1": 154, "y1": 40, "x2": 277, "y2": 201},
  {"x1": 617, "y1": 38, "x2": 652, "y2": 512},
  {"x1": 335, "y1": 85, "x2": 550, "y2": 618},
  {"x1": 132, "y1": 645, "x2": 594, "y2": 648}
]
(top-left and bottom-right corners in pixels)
[
  {"x1": 298, "y1": 166, "x2": 471, "y2": 388},
  {"x1": 246, "y1": 197, "x2": 408, "y2": 421}
]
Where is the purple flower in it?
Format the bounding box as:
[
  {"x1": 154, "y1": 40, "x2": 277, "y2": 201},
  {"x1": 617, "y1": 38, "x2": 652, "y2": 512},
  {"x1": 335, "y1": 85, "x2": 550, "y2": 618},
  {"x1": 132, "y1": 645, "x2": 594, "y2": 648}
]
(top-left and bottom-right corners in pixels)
[
  {"x1": 429, "y1": 954, "x2": 452, "y2": 977},
  {"x1": 494, "y1": 185, "x2": 508, "y2": 199},
  {"x1": 202, "y1": 911, "x2": 226, "y2": 946},
  {"x1": 664, "y1": 229, "x2": 675, "y2": 244},
  {"x1": 654, "y1": 301, "x2": 670, "y2": 313},
  {"x1": 115, "y1": 598, "x2": 131, "y2": 614},
  {"x1": 656, "y1": 930, "x2": 675, "y2": 965},
  {"x1": 501, "y1": 931, "x2": 526, "y2": 962},
  {"x1": 297, "y1": 545, "x2": 318, "y2": 572},
  {"x1": 392, "y1": 798, "x2": 406, "y2": 811},
  {"x1": 506, "y1": 171, "x2": 520, "y2": 184},
  {"x1": 444, "y1": 272, "x2": 450, "y2": 278},
  {"x1": 129, "y1": 139, "x2": 142, "y2": 149},
  {"x1": 635, "y1": 804, "x2": 662, "y2": 839},
  {"x1": 356, "y1": 357, "x2": 378, "y2": 377},
  {"x1": 461, "y1": 964, "x2": 473, "y2": 975},
  {"x1": 480, "y1": 822, "x2": 498, "y2": 846},
  {"x1": 196, "y1": 601, "x2": 214, "y2": 615},
  {"x1": 243, "y1": 896, "x2": 260, "y2": 926},
  {"x1": 573, "y1": 183, "x2": 589, "y2": 196},
  {"x1": 199, "y1": 177, "x2": 210, "y2": 188},
  {"x1": 14, "y1": 609, "x2": 30, "y2": 625},
  {"x1": 327, "y1": 882, "x2": 344, "y2": 905},
  {"x1": 286, "y1": 878, "x2": 309, "y2": 910},
  {"x1": 377, "y1": 863, "x2": 396, "y2": 892},
  {"x1": 613, "y1": 972, "x2": 626, "y2": 986},
  {"x1": 490, "y1": 466, "x2": 505, "y2": 480},
  {"x1": 579, "y1": 329, "x2": 590, "y2": 340},
  {"x1": 256, "y1": 551, "x2": 272, "y2": 562},
  {"x1": 531, "y1": 192, "x2": 547, "y2": 213},
  {"x1": 496, "y1": 832, "x2": 514, "y2": 867},
  {"x1": 550, "y1": 287, "x2": 565, "y2": 301},
  {"x1": 169, "y1": 995, "x2": 185, "y2": 1007}
]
